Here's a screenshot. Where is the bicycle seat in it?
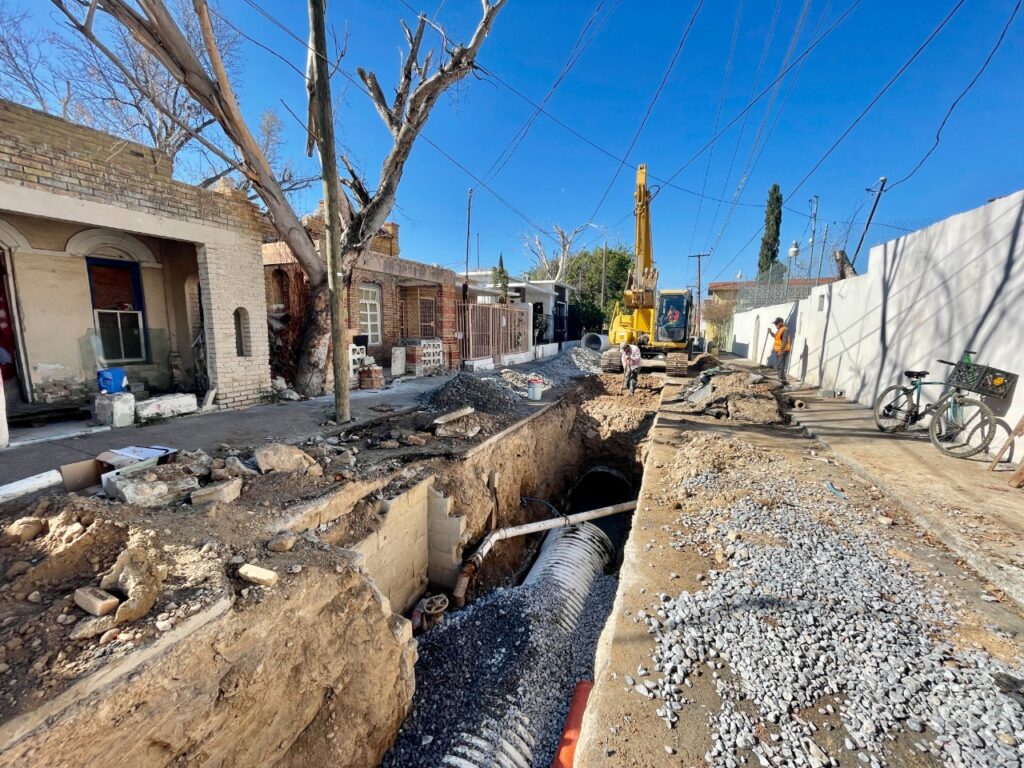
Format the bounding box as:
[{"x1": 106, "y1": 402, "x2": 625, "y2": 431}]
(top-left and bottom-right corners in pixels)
[{"x1": 904, "y1": 370, "x2": 929, "y2": 379}]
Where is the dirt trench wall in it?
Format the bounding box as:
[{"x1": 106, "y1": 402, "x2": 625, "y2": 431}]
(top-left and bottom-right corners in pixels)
[{"x1": 0, "y1": 563, "x2": 415, "y2": 768}]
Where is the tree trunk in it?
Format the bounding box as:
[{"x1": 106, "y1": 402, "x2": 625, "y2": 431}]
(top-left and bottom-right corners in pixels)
[{"x1": 294, "y1": 279, "x2": 332, "y2": 396}]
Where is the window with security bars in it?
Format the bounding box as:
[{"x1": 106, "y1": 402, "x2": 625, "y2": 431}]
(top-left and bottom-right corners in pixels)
[
  {"x1": 88, "y1": 258, "x2": 146, "y2": 363},
  {"x1": 358, "y1": 284, "x2": 382, "y2": 345}
]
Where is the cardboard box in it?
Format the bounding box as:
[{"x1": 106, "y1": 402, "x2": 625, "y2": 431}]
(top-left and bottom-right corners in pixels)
[{"x1": 60, "y1": 446, "x2": 177, "y2": 494}]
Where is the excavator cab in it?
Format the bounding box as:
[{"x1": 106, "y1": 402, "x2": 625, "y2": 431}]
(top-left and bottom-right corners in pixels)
[{"x1": 655, "y1": 292, "x2": 690, "y2": 343}]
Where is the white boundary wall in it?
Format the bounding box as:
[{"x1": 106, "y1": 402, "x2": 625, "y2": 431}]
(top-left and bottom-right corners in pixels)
[{"x1": 730, "y1": 189, "x2": 1024, "y2": 455}]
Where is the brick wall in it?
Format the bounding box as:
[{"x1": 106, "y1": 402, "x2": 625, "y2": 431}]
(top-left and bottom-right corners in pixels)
[{"x1": 0, "y1": 99, "x2": 270, "y2": 407}]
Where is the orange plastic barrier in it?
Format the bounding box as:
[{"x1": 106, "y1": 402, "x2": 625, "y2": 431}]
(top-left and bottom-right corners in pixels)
[{"x1": 551, "y1": 680, "x2": 594, "y2": 767}]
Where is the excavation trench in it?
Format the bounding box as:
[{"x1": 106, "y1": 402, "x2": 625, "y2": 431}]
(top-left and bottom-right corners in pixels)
[{"x1": 381, "y1": 381, "x2": 656, "y2": 768}]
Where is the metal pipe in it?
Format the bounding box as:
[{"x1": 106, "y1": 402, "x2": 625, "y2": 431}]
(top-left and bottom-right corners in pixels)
[{"x1": 451, "y1": 500, "x2": 636, "y2": 607}]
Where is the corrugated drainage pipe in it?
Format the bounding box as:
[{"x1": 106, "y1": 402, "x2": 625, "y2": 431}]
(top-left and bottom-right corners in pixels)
[
  {"x1": 452, "y1": 500, "x2": 636, "y2": 607},
  {"x1": 440, "y1": 522, "x2": 614, "y2": 768}
]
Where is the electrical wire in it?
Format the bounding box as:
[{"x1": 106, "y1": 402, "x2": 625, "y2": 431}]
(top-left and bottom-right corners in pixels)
[
  {"x1": 686, "y1": 0, "x2": 745, "y2": 256},
  {"x1": 586, "y1": 0, "x2": 705, "y2": 222},
  {"x1": 888, "y1": 0, "x2": 1021, "y2": 190},
  {"x1": 708, "y1": 0, "x2": 967, "y2": 283}
]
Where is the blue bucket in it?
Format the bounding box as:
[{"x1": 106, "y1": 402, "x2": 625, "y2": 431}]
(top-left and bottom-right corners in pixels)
[{"x1": 97, "y1": 367, "x2": 129, "y2": 394}]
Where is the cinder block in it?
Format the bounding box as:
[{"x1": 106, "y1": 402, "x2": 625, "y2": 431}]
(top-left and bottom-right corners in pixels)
[{"x1": 74, "y1": 586, "x2": 119, "y2": 617}]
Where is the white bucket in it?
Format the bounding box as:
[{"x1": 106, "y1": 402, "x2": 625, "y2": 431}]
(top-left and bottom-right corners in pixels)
[{"x1": 527, "y1": 378, "x2": 543, "y2": 401}]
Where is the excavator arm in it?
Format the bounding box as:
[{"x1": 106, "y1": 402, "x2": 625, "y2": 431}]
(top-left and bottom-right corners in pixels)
[{"x1": 624, "y1": 164, "x2": 658, "y2": 309}]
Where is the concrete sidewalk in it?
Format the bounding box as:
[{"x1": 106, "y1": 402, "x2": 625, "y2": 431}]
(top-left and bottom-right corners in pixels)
[
  {"x1": 0, "y1": 375, "x2": 452, "y2": 486},
  {"x1": 787, "y1": 390, "x2": 1024, "y2": 607}
]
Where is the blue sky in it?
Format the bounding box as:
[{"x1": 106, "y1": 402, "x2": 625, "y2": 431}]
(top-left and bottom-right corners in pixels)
[{"x1": 39, "y1": 1, "x2": 1024, "y2": 291}]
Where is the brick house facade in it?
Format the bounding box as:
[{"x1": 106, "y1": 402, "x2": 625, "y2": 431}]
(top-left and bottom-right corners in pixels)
[
  {"x1": 0, "y1": 100, "x2": 270, "y2": 422},
  {"x1": 263, "y1": 220, "x2": 461, "y2": 376}
]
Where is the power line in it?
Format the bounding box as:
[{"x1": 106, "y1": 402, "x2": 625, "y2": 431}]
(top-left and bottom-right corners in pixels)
[
  {"x1": 655, "y1": 0, "x2": 864, "y2": 197},
  {"x1": 687, "y1": 0, "x2": 745, "y2": 256},
  {"x1": 482, "y1": 0, "x2": 621, "y2": 183},
  {"x1": 709, "y1": 0, "x2": 967, "y2": 283},
  {"x1": 889, "y1": 0, "x2": 1021, "y2": 190},
  {"x1": 586, "y1": 0, "x2": 705, "y2": 222}
]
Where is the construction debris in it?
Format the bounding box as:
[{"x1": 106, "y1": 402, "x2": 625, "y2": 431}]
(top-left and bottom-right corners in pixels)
[
  {"x1": 252, "y1": 443, "x2": 318, "y2": 475},
  {"x1": 677, "y1": 368, "x2": 782, "y2": 423},
  {"x1": 238, "y1": 563, "x2": 279, "y2": 587}
]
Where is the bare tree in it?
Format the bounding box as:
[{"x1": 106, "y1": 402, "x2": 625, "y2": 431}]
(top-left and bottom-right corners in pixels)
[
  {"x1": 51, "y1": 0, "x2": 506, "y2": 397},
  {"x1": 525, "y1": 224, "x2": 588, "y2": 282},
  {"x1": 0, "y1": 1, "x2": 72, "y2": 116}
]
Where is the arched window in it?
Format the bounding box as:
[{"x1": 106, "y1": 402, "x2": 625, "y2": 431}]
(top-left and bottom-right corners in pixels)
[{"x1": 233, "y1": 307, "x2": 251, "y2": 357}]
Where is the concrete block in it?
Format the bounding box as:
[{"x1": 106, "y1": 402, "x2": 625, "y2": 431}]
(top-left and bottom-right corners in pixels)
[
  {"x1": 237, "y1": 563, "x2": 278, "y2": 587},
  {"x1": 0, "y1": 470, "x2": 63, "y2": 505},
  {"x1": 391, "y1": 347, "x2": 407, "y2": 376},
  {"x1": 462, "y1": 357, "x2": 495, "y2": 372},
  {"x1": 190, "y1": 478, "x2": 242, "y2": 505},
  {"x1": 74, "y1": 586, "x2": 119, "y2": 617},
  {"x1": 134, "y1": 393, "x2": 198, "y2": 421},
  {"x1": 94, "y1": 392, "x2": 135, "y2": 428}
]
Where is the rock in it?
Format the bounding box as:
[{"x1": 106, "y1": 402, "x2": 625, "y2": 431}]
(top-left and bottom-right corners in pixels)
[
  {"x1": 268, "y1": 532, "x2": 298, "y2": 553},
  {"x1": 0, "y1": 663, "x2": 9, "y2": 673},
  {"x1": 108, "y1": 474, "x2": 199, "y2": 507},
  {"x1": 238, "y1": 563, "x2": 279, "y2": 588},
  {"x1": 288, "y1": 564, "x2": 303, "y2": 574},
  {"x1": 209, "y1": 468, "x2": 231, "y2": 482},
  {"x1": 100, "y1": 548, "x2": 165, "y2": 625},
  {"x1": 69, "y1": 615, "x2": 115, "y2": 640},
  {"x1": 379, "y1": 440, "x2": 401, "y2": 449},
  {"x1": 270, "y1": 376, "x2": 287, "y2": 391},
  {"x1": 405, "y1": 434, "x2": 428, "y2": 447},
  {"x1": 26, "y1": 591, "x2": 41, "y2": 603},
  {"x1": 5, "y1": 561, "x2": 31, "y2": 580},
  {"x1": 252, "y1": 443, "x2": 317, "y2": 475},
  {"x1": 664, "y1": 745, "x2": 675, "y2": 755},
  {"x1": 225, "y1": 456, "x2": 258, "y2": 477},
  {"x1": 155, "y1": 619, "x2": 173, "y2": 632},
  {"x1": 74, "y1": 586, "x2": 120, "y2": 617},
  {"x1": 191, "y1": 478, "x2": 243, "y2": 505},
  {"x1": 134, "y1": 393, "x2": 198, "y2": 421},
  {"x1": 99, "y1": 628, "x2": 120, "y2": 645},
  {"x1": 306, "y1": 463, "x2": 324, "y2": 477},
  {"x1": 4, "y1": 516, "x2": 47, "y2": 543},
  {"x1": 94, "y1": 392, "x2": 135, "y2": 428},
  {"x1": 277, "y1": 388, "x2": 301, "y2": 401},
  {"x1": 177, "y1": 449, "x2": 214, "y2": 477},
  {"x1": 876, "y1": 515, "x2": 894, "y2": 527},
  {"x1": 997, "y1": 732, "x2": 1017, "y2": 746}
]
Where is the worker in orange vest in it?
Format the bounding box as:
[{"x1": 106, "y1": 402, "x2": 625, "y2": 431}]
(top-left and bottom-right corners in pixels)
[{"x1": 767, "y1": 317, "x2": 792, "y2": 385}]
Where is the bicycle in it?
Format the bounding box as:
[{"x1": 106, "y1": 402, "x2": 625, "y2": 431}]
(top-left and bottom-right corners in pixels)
[{"x1": 873, "y1": 349, "x2": 1000, "y2": 459}]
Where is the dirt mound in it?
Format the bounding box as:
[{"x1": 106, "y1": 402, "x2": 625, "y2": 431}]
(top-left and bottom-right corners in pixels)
[
  {"x1": 680, "y1": 369, "x2": 782, "y2": 423},
  {"x1": 425, "y1": 372, "x2": 521, "y2": 415}
]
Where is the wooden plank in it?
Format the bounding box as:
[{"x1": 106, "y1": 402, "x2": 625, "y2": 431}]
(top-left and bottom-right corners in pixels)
[
  {"x1": 433, "y1": 406, "x2": 475, "y2": 425},
  {"x1": 989, "y1": 413, "x2": 1024, "y2": 470}
]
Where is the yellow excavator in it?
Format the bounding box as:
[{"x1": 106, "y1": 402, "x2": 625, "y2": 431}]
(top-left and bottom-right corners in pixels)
[{"x1": 600, "y1": 164, "x2": 692, "y2": 377}]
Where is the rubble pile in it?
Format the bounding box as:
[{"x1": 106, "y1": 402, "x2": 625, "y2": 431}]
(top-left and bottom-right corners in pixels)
[
  {"x1": 485, "y1": 348, "x2": 603, "y2": 400},
  {"x1": 426, "y1": 372, "x2": 521, "y2": 415},
  {"x1": 631, "y1": 433, "x2": 1024, "y2": 767},
  {"x1": 677, "y1": 368, "x2": 782, "y2": 423}
]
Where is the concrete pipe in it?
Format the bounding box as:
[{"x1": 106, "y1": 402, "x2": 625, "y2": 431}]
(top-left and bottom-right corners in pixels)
[{"x1": 581, "y1": 333, "x2": 610, "y2": 353}]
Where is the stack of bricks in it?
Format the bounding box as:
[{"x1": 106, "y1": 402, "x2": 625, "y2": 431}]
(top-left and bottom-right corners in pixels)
[
  {"x1": 358, "y1": 365, "x2": 385, "y2": 390},
  {"x1": 406, "y1": 339, "x2": 443, "y2": 377},
  {"x1": 34, "y1": 379, "x2": 94, "y2": 404}
]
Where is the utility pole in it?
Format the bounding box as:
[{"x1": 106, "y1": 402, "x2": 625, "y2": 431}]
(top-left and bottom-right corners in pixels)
[
  {"x1": 689, "y1": 252, "x2": 708, "y2": 340},
  {"x1": 476, "y1": 232, "x2": 480, "y2": 271},
  {"x1": 463, "y1": 188, "x2": 473, "y2": 302},
  {"x1": 851, "y1": 177, "x2": 887, "y2": 269},
  {"x1": 308, "y1": 0, "x2": 348, "y2": 422},
  {"x1": 600, "y1": 241, "x2": 607, "y2": 313},
  {"x1": 815, "y1": 222, "x2": 830, "y2": 286},
  {"x1": 807, "y1": 195, "x2": 819, "y2": 281}
]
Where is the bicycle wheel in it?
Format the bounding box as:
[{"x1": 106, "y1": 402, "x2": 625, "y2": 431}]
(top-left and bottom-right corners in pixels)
[
  {"x1": 874, "y1": 385, "x2": 915, "y2": 432},
  {"x1": 928, "y1": 394, "x2": 996, "y2": 458}
]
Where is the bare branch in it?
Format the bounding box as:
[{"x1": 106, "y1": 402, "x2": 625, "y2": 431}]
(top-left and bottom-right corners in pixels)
[
  {"x1": 356, "y1": 67, "x2": 397, "y2": 134},
  {"x1": 339, "y1": 154, "x2": 371, "y2": 208},
  {"x1": 392, "y1": 16, "x2": 426, "y2": 122}
]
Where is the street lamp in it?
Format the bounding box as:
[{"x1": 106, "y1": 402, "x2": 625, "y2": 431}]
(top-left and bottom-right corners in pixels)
[{"x1": 786, "y1": 240, "x2": 800, "y2": 297}]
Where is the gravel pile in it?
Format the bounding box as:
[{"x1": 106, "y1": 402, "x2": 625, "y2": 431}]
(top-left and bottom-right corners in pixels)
[
  {"x1": 632, "y1": 446, "x2": 1024, "y2": 768},
  {"x1": 425, "y1": 372, "x2": 520, "y2": 414},
  {"x1": 382, "y1": 570, "x2": 618, "y2": 767},
  {"x1": 485, "y1": 348, "x2": 603, "y2": 400},
  {"x1": 494, "y1": 368, "x2": 554, "y2": 396}
]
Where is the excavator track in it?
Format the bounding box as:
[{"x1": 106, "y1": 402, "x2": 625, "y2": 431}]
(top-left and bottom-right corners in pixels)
[
  {"x1": 600, "y1": 350, "x2": 623, "y2": 373},
  {"x1": 665, "y1": 353, "x2": 689, "y2": 378}
]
